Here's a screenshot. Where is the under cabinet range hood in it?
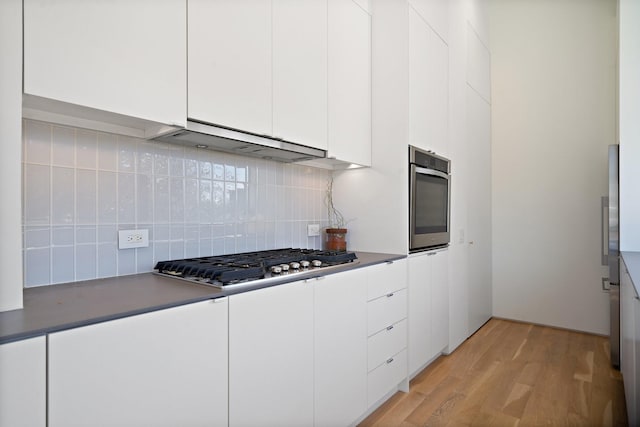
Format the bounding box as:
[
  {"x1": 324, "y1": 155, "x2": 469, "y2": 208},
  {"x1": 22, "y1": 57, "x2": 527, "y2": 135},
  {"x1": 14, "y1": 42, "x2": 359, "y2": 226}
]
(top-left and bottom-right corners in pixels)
[{"x1": 152, "y1": 120, "x2": 326, "y2": 163}]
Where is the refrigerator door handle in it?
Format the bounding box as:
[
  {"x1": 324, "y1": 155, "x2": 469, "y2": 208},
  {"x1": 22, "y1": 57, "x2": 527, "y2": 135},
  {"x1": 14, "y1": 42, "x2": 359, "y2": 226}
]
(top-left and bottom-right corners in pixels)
[{"x1": 601, "y1": 195, "x2": 609, "y2": 266}]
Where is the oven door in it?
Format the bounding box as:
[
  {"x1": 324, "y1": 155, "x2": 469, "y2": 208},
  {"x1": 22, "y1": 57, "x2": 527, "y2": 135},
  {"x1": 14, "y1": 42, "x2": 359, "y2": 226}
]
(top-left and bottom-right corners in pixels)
[{"x1": 410, "y1": 165, "x2": 450, "y2": 251}]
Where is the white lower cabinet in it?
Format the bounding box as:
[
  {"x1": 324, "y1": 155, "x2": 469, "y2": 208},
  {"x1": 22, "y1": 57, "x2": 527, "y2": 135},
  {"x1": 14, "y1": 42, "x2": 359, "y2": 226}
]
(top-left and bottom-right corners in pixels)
[
  {"x1": 0, "y1": 336, "x2": 46, "y2": 427},
  {"x1": 408, "y1": 249, "x2": 449, "y2": 378},
  {"x1": 366, "y1": 259, "x2": 409, "y2": 408},
  {"x1": 621, "y1": 263, "x2": 639, "y2": 427},
  {"x1": 314, "y1": 270, "x2": 367, "y2": 427},
  {"x1": 48, "y1": 299, "x2": 228, "y2": 427},
  {"x1": 229, "y1": 280, "x2": 314, "y2": 427}
]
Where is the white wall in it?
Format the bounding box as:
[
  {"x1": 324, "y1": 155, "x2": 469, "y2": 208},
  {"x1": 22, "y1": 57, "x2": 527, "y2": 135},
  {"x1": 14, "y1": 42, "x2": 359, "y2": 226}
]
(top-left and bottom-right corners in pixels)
[
  {"x1": 489, "y1": 0, "x2": 617, "y2": 335},
  {"x1": 619, "y1": 0, "x2": 640, "y2": 251},
  {"x1": 0, "y1": 0, "x2": 24, "y2": 311}
]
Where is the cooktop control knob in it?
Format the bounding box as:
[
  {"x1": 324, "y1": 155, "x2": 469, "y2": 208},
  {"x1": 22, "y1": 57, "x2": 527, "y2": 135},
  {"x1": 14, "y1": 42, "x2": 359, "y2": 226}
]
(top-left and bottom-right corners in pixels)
[
  {"x1": 300, "y1": 260, "x2": 310, "y2": 269},
  {"x1": 280, "y1": 264, "x2": 290, "y2": 272},
  {"x1": 312, "y1": 260, "x2": 323, "y2": 268},
  {"x1": 290, "y1": 262, "x2": 301, "y2": 270},
  {"x1": 271, "y1": 266, "x2": 282, "y2": 274}
]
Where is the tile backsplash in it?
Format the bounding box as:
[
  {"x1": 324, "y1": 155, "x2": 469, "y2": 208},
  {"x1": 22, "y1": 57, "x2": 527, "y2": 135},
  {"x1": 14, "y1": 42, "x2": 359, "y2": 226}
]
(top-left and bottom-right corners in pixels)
[{"x1": 22, "y1": 119, "x2": 330, "y2": 287}]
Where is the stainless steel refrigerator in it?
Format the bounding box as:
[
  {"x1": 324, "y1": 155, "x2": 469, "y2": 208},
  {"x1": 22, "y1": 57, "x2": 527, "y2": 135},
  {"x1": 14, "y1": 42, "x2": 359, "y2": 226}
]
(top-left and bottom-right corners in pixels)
[{"x1": 604, "y1": 144, "x2": 620, "y2": 368}]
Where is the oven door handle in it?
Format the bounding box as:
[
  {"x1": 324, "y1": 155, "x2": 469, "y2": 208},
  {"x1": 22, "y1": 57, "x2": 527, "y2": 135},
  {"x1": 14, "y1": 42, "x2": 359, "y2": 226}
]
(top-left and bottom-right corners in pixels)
[{"x1": 413, "y1": 166, "x2": 449, "y2": 179}]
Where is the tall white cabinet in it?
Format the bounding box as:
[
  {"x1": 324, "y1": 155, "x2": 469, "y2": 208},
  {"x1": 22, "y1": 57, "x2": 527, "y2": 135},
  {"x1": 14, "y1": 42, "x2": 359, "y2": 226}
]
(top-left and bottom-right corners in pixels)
[
  {"x1": 621, "y1": 262, "x2": 639, "y2": 426},
  {"x1": 23, "y1": 0, "x2": 186, "y2": 127},
  {"x1": 48, "y1": 300, "x2": 228, "y2": 427},
  {"x1": 0, "y1": 336, "x2": 46, "y2": 427}
]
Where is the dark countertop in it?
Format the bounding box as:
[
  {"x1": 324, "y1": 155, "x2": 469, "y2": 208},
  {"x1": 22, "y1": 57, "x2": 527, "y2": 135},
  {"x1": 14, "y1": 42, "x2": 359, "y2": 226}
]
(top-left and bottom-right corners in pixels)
[
  {"x1": 621, "y1": 251, "x2": 640, "y2": 296},
  {"x1": 0, "y1": 251, "x2": 405, "y2": 344}
]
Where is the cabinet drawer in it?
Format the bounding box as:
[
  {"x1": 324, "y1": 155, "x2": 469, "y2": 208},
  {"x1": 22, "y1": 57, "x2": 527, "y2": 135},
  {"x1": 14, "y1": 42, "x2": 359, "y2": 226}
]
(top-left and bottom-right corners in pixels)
[
  {"x1": 367, "y1": 260, "x2": 407, "y2": 301},
  {"x1": 367, "y1": 288, "x2": 407, "y2": 336},
  {"x1": 367, "y1": 348, "x2": 407, "y2": 408},
  {"x1": 368, "y1": 319, "x2": 407, "y2": 372}
]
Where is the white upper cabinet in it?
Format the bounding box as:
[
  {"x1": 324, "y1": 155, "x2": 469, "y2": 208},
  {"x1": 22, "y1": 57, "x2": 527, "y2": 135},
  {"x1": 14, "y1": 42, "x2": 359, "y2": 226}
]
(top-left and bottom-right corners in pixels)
[
  {"x1": 273, "y1": 0, "x2": 328, "y2": 149},
  {"x1": 188, "y1": 0, "x2": 272, "y2": 136},
  {"x1": 409, "y1": 8, "x2": 449, "y2": 157},
  {"x1": 327, "y1": 0, "x2": 372, "y2": 166},
  {"x1": 23, "y1": 0, "x2": 186, "y2": 127},
  {"x1": 466, "y1": 22, "x2": 491, "y2": 103}
]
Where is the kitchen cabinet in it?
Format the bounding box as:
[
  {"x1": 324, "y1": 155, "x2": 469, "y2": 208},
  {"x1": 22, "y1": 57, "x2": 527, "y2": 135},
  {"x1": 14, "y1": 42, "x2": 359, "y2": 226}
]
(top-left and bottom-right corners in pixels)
[
  {"x1": 408, "y1": 249, "x2": 449, "y2": 378},
  {"x1": 48, "y1": 299, "x2": 228, "y2": 427},
  {"x1": 409, "y1": 7, "x2": 449, "y2": 157},
  {"x1": 23, "y1": 0, "x2": 186, "y2": 128},
  {"x1": 466, "y1": 87, "x2": 492, "y2": 335},
  {"x1": 408, "y1": 0, "x2": 449, "y2": 43},
  {"x1": 229, "y1": 280, "x2": 314, "y2": 427},
  {"x1": 365, "y1": 259, "x2": 409, "y2": 407},
  {"x1": 327, "y1": 0, "x2": 372, "y2": 166},
  {"x1": 273, "y1": 0, "x2": 328, "y2": 150},
  {"x1": 188, "y1": 0, "x2": 328, "y2": 151},
  {"x1": 0, "y1": 336, "x2": 46, "y2": 427},
  {"x1": 314, "y1": 269, "x2": 367, "y2": 427},
  {"x1": 188, "y1": 0, "x2": 271, "y2": 137},
  {"x1": 621, "y1": 263, "x2": 639, "y2": 426}
]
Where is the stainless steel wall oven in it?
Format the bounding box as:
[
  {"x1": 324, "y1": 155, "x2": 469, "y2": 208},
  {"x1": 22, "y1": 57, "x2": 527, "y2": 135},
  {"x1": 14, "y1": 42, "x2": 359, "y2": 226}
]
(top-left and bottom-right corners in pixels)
[{"x1": 409, "y1": 146, "x2": 451, "y2": 252}]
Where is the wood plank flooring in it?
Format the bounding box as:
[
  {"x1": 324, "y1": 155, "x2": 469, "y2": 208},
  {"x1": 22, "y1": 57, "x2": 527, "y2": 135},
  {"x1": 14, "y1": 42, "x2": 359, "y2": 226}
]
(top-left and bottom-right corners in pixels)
[{"x1": 359, "y1": 318, "x2": 628, "y2": 427}]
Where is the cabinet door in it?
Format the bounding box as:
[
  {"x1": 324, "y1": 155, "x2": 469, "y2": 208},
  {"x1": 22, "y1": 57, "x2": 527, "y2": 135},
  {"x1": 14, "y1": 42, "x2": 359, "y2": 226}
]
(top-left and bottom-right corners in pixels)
[
  {"x1": 314, "y1": 270, "x2": 367, "y2": 427},
  {"x1": 48, "y1": 299, "x2": 228, "y2": 427},
  {"x1": 188, "y1": 0, "x2": 272, "y2": 136},
  {"x1": 273, "y1": 0, "x2": 328, "y2": 149},
  {"x1": 0, "y1": 336, "x2": 46, "y2": 427},
  {"x1": 408, "y1": 7, "x2": 449, "y2": 157},
  {"x1": 327, "y1": 0, "x2": 372, "y2": 166},
  {"x1": 621, "y1": 268, "x2": 637, "y2": 426},
  {"x1": 23, "y1": 0, "x2": 186, "y2": 126},
  {"x1": 408, "y1": 253, "x2": 432, "y2": 376},
  {"x1": 229, "y1": 280, "x2": 314, "y2": 427},
  {"x1": 431, "y1": 250, "x2": 449, "y2": 354}
]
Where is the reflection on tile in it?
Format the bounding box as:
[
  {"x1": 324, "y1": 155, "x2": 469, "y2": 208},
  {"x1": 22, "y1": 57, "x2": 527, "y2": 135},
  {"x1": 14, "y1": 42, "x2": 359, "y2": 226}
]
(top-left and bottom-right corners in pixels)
[{"x1": 118, "y1": 136, "x2": 137, "y2": 172}]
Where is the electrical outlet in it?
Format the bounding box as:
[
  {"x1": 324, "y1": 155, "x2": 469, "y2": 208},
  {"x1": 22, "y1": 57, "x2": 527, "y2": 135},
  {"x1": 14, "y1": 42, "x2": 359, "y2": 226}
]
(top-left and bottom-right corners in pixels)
[
  {"x1": 118, "y1": 229, "x2": 149, "y2": 249},
  {"x1": 307, "y1": 224, "x2": 320, "y2": 237}
]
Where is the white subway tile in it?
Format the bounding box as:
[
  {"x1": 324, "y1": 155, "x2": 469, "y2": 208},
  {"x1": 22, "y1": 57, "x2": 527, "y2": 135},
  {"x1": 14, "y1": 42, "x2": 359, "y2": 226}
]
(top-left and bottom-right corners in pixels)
[
  {"x1": 52, "y1": 167, "x2": 75, "y2": 224},
  {"x1": 154, "y1": 145, "x2": 170, "y2": 176},
  {"x1": 199, "y1": 180, "x2": 213, "y2": 224},
  {"x1": 76, "y1": 226, "x2": 96, "y2": 245},
  {"x1": 136, "y1": 174, "x2": 153, "y2": 223},
  {"x1": 97, "y1": 171, "x2": 117, "y2": 224},
  {"x1": 154, "y1": 224, "x2": 170, "y2": 241},
  {"x1": 24, "y1": 226, "x2": 50, "y2": 249},
  {"x1": 154, "y1": 176, "x2": 170, "y2": 223},
  {"x1": 136, "y1": 246, "x2": 154, "y2": 273},
  {"x1": 185, "y1": 178, "x2": 199, "y2": 223},
  {"x1": 117, "y1": 136, "x2": 137, "y2": 172},
  {"x1": 118, "y1": 172, "x2": 135, "y2": 224},
  {"x1": 24, "y1": 164, "x2": 50, "y2": 225},
  {"x1": 137, "y1": 141, "x2": 154, "y2": 175},
  {"x1": 52, "y1": 226, "x2": 74, "y2": 246},
  {"x1": 76, "y1": 169, "x2": 97, "y2": 224},
  {"x1": 24, "y1": 248, "x2": 51, "y2": 287},
  {"x1": 185, "y1": 240, "x2": 199, "y2": 258},
  {"x1": 154, "y1": 241, "x2": 170, "y2": 262},
  {"x1": 52, "y1": 126, "x2": 75, "y2": 167},
  {"x1": 24, "y1": 120, "x2": 51, "y2": 165},
  {"x1": 117, "y1": 248, "x2": 136, "y2": 275},
  {"x1": 170, "y1": 177, "x2": 185, "y2": 222},
  {"x1": 75, "y1": 244, "x2": 97, "y2": 281},
  {"x1": 76, "y1": 129, "x2": 97, "y2": 169},
  {"x1": 52, "y1": 246, "x2": 75, "y2": 284},
  {"x1": 170, "y1": 241, "x2": 185, "y2": 259},
  {"x1": 97, "y1": 132, "x2": 118, "y2": 171}
]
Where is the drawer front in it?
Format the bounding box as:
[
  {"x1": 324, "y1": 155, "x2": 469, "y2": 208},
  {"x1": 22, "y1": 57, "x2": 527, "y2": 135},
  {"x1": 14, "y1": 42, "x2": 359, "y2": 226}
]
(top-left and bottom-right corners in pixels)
[
  {"x1": 367, "y1": 260, "x2": 407, "y2": 301},
  {"x1": 367, "y1": 348, "x2": 407, "y2": 408},
  {"x1": 367, "y1": 288, "x2": 407, "y2": 336},
  {"x1": 368, "y1": 319, "x2": 407, "y2": 372}
]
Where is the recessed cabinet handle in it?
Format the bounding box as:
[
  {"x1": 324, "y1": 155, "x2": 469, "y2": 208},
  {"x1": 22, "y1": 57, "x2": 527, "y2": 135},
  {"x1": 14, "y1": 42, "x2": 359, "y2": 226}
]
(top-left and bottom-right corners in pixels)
[
  {"x1": 386, "y1": 325, "x2": 394, "y2": 331},
  {"x1": 386, "y1": 293, "x2": 394, "y2": 298},
  {"x1": 386, "y1": 358, "x2": 394, "y2": 364},
  {"x1": 386, "y1": 261, "x2": 394, "y2": 264}
]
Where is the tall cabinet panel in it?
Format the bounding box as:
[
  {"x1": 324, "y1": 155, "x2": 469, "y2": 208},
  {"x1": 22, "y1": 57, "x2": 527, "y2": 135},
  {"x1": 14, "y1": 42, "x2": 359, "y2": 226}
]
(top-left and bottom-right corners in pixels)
[
  {"x1": 621, "y1": 264, "x2": 638, "y2": 426},
  {"x1": 328, "y1": 0, "x2": 372, "y2": 166},
  {"x1": 229, "y1": 280, "x2": 314, "y2": 427},
  {"x1": 314, "y1": 270, "x2": 367, "y2": 426},
  {"x1": 48, "y1": 300, "x2": 229, "y2": 427},
  {"x1": 466, "y1": 86, "x2": 492, "y2": 334},
  {"x1": 409, "y1": 7, "x2": 449, "y2": 157},
  {"x1": 188, "y1": 0, "x2": 272, "y2": 136},
  {"x1": 0, "y1": 336, "x2": 46, "y2": 427},
  {"x1": 273, "y1": 0, "x2": 328, "y2": 149},
  {"x1": 23, "y1": 0, "x2": 186, "y2": 126}
]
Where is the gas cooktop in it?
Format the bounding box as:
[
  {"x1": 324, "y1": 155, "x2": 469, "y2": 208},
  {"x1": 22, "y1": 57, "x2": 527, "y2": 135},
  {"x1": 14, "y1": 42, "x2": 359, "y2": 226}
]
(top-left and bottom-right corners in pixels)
[{"x1": 154, "y1": 248, "x2": 358, "y2": 290}]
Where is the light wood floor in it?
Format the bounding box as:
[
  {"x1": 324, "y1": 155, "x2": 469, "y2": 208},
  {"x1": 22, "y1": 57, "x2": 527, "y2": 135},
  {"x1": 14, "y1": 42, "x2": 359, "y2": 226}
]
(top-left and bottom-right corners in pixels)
[{"x1": 359, "y1": 318, "x2": 628, "y2": 427}]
